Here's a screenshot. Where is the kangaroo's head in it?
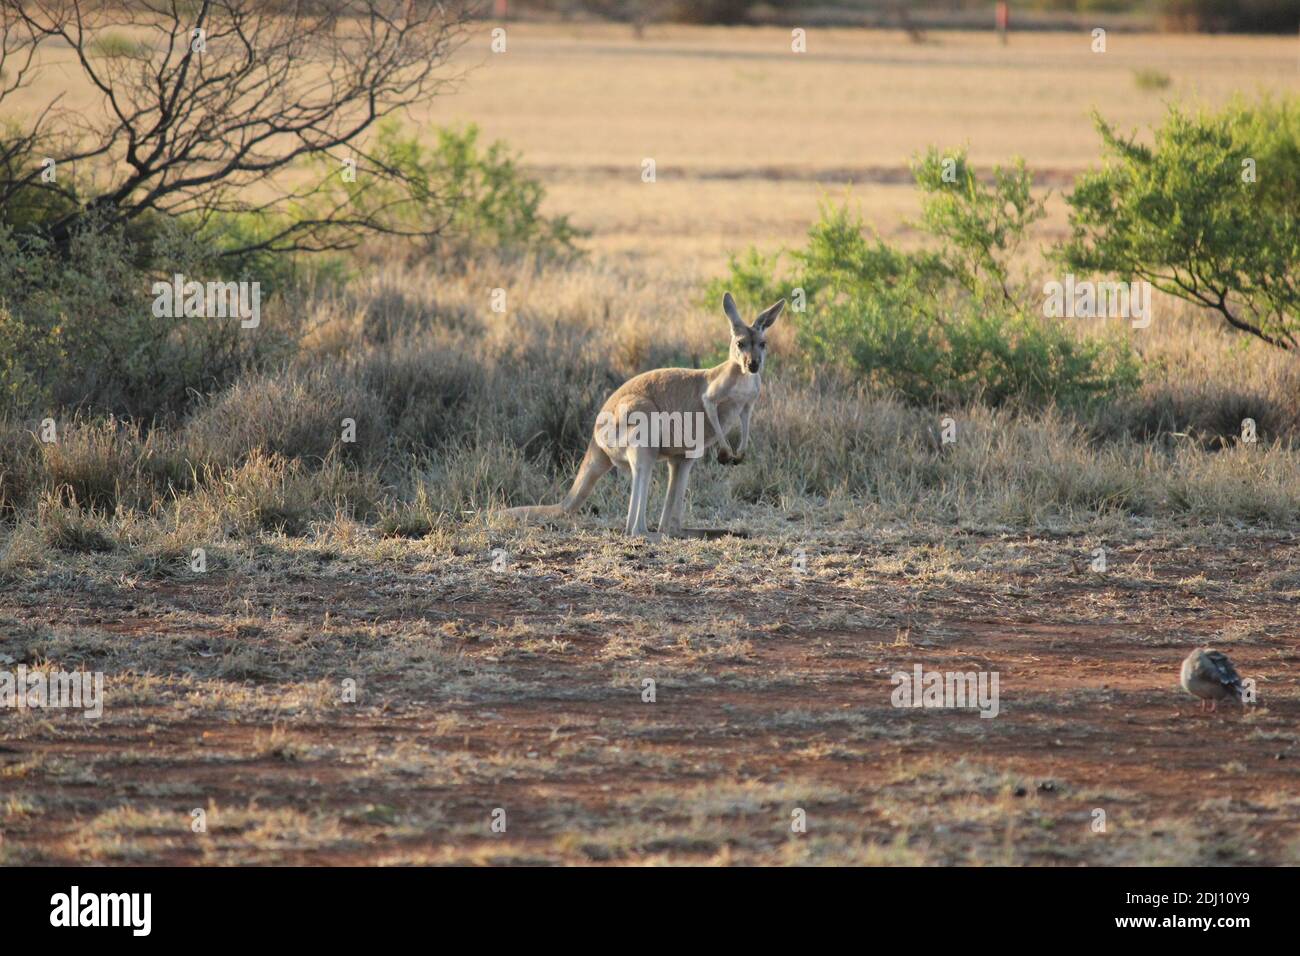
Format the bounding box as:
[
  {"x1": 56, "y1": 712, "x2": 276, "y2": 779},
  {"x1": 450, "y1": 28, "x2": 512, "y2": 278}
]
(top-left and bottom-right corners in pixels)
[{"x1": 723, "y1": 292, "x2": 784, "y2": 376}]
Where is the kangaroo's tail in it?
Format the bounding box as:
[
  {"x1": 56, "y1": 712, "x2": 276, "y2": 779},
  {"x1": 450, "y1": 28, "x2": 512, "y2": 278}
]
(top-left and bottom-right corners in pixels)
[{"x1": 504, "y1": 437, "x2": 613, "y2": 522}]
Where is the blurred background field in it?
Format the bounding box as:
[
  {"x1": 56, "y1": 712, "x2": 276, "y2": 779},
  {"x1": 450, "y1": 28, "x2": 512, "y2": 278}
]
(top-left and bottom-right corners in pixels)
[{"x1": 433, "y1": 22, "x2": 1300, "y2": 274}]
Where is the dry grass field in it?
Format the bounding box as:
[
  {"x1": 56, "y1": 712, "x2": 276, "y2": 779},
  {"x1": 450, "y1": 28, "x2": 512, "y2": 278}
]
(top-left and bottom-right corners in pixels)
[{"x1": 2, "y1": 23, "x2": 1300, "y2": 866}]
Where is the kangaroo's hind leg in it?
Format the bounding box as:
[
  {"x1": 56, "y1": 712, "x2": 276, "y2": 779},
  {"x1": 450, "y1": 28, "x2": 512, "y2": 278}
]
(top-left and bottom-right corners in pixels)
[
  {"x1": 657, "y1": 456, "x2": 695, "y2": 537},
  {"x1": 624, "y1": 446, "x2": 656, "y2": 537}
]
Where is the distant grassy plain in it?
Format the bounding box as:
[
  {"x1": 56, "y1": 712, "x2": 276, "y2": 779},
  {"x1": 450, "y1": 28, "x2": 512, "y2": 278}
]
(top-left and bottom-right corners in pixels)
[{"x1": 428, "y1": 24, "x2": 1300, "y2": 272}]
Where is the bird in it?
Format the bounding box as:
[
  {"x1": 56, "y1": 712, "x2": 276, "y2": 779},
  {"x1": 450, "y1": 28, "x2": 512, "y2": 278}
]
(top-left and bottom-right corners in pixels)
[{"x1": 1180, "y1": 648, "x2": 1249, "y2": 714}]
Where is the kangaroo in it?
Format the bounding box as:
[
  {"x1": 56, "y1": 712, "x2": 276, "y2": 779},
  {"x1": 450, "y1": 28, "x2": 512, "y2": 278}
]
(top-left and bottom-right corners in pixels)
[{"x1": 505, "y1": 292, "x2": 785, "y2": 537}]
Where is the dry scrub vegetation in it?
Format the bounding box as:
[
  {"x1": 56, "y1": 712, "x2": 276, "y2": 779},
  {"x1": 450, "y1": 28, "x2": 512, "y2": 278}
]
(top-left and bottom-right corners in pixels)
[
  {"x1": 1, "y1": 22, "x2": 1298, "y2": 865},
  {"x1": 6, "y1": 254, "x2": 1300, "y2": 538}
]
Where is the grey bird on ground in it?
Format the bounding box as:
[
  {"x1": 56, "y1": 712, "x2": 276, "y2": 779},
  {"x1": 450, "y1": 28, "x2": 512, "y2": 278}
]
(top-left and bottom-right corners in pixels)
[{"x1": 1180, "y1": 647, "x2": 1250, "y2": 714}]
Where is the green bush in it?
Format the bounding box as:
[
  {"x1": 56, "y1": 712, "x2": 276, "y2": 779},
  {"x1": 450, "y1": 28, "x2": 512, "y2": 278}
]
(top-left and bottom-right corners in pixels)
[
  {"x1": 1058, "y1": 98, "x2": 1300, "y2": 350},
  {"x1": 712, "y1": 151, "x2": 1139, "y2": 409},
  {"x1": 0, "y1": 119, "x2": 303, "y2": 421},
  {"x1": 0, "y1": 219, "x2": 297, "y2": 421},
  {"x1": 0, "y1": 121, "x2": 578, "y2": 423},
  {"x1": 911, "y1": 149, "x2": 1044, "y2": 306},
  {"x1": 315, "y1": 121, "x2": 583, "y2": 262},
  {"x1": 0, "y1": 125, "x2": 83, "y2": 240}
]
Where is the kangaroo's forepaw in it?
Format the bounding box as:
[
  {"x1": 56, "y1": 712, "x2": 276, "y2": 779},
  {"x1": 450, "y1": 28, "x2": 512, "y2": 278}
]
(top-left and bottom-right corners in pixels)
[{"x1": 717, "y1": 448, "x2": 743, "y2": 466}]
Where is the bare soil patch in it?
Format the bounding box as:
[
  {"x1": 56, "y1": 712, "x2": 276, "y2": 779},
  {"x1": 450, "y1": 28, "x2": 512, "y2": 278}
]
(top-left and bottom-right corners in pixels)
[{"x1": 2, "y1": 521, "x2": 1295, "y2": 865}]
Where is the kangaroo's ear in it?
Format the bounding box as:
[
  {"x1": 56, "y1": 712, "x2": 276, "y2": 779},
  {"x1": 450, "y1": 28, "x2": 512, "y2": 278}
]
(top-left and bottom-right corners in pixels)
[
  {"x1": 722, "y1": 292, "x2": 747, "y2": 335},
  {"x1": 755, "y1": 298, "x2": 785, "y2": 330}
]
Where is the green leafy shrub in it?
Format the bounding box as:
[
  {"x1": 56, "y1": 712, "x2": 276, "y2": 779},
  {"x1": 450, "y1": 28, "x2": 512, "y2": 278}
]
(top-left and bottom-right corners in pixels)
[
  {"x1": 712, "y1": 151, "x2": 1139, "y2": 408},
  {"x1": 316, "y1": 121, "x2": 583, "y2": 262},
  {"x1": 911, "y1": 149, "x2": 1043, "y2": 305},
  {"x1": 0, "y1": 219, "x2": 298, "y2": 421},
  {"x1": 0, "y1": 123, "x2": 83, "y2": 239},
  {"x1": 0, "y1": 121, "x2": 577, "y2": 423},
  {"x1": 1058, "y1": 98, "x2": 1300, "y2": 350}
]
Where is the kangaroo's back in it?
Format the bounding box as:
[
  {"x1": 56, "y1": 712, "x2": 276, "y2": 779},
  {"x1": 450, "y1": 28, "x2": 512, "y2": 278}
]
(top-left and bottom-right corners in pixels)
[{"x1": 602, "y1": 366, "x2": 710, "y2": 416}]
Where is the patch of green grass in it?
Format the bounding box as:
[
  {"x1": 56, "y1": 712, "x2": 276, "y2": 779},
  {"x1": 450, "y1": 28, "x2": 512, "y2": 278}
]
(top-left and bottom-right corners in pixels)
[
  {"x1": 88, "y1": 34, "x2": 151, "y2": 58},
  {"x1": 1133, "y1": 68, "x2": 1172, "y2": 91}
]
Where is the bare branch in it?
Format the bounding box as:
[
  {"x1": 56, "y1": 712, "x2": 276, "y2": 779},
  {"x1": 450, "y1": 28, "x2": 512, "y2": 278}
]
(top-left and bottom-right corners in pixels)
[{"x1": 0, "y1": 0, "x2": 476, "y2": 256}]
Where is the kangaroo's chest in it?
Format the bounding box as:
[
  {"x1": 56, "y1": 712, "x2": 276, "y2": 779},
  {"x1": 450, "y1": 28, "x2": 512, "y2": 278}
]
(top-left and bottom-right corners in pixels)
[{"x1": 717, "y1": 376, "x2": 760, "y2": 423}]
